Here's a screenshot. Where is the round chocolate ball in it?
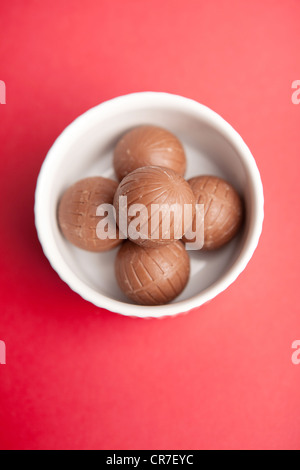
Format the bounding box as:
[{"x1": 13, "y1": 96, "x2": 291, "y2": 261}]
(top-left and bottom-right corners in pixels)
[
  {"x1": 58, "y1": 176, "x2": 122, "y2": 252},
  {"x1": 186, "y1": 175, "x2": 243, "y2": 250},
  {"x1": 113, "y1": 166, "x2": 195, "y2": 247},
  {"x1": 113, "y1": 125, "x2": 186, "y2": 181},
  {"x1": 115, "y1": 240, "x2": 190, "y2": 305}
]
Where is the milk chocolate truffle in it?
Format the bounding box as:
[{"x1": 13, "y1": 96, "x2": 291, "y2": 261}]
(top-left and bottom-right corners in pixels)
[
  {"x1": 113, "y1": 125, "x2": 186, "y2": 181},
  {"x1": 115, "y1": 240, "x2": 190, "y2": 305},
  {"x1": 58, "y1": 177, "x2": 122, "y2": 252},
  {"x1": 186, "y1": 175, "x2": 243, "y2": 250},
  {"x1": 113, "y1": 166, "x2": 195, "y2": 247}
]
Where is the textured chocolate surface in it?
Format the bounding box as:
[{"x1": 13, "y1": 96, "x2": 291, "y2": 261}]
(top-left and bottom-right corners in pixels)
[
  {"x1": 113, "y1": 166, "x2": 195, "y2": 247},
  {"x1": 113, "y1": 125, "x2": 186, "y2": 181},
  {"x1": 186, "y1": 175, "x2": 243, "y2": 250},
  {"x1": 115, "y1": 240, "x2": 190, "y2": 305},
  {"x1": 58, "y1": 177, "x2": 122, "y2": 252}
]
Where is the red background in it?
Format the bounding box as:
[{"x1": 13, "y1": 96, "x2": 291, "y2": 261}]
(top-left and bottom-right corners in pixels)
[{"x1": 0, "y1": 0, "x2": 300, "y2": 450}]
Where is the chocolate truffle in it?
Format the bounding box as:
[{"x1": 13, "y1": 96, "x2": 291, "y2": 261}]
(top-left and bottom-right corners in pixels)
[
  {"x1": 58, "y1": 177, "x2": 122, "y2": 252},
  {"x1": 113, "y1": 166, "x2": 195, "y2": 247},
  {"x1": 185, "y1": 175, "x2": 243, "y2": 250},
  {"x1": 113, "y1": 125, "x2": 186, "y2": 181},
  {"x1": 115, "y1": 240, "x2": 190, "y2": 305}
]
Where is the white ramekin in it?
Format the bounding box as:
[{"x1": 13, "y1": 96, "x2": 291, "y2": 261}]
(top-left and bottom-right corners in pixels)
[{"x1": 34, "y1": 92, "x2": 264, "y2": 318}]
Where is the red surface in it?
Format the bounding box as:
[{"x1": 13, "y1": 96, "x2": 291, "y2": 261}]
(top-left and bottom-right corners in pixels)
[{"x1": 0, "y1": 0, "x2": 300, "y2": 450}]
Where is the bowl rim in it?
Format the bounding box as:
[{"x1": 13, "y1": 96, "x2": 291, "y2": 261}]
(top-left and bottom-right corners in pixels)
[{"x1": 34, "y1": 91, "x2": 264, "y2": 318}]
